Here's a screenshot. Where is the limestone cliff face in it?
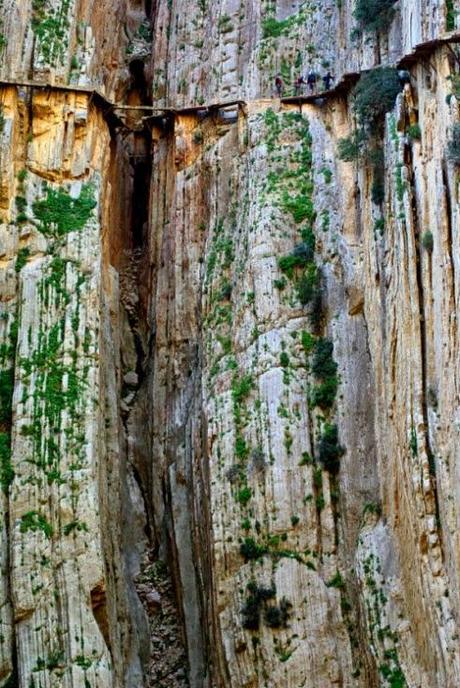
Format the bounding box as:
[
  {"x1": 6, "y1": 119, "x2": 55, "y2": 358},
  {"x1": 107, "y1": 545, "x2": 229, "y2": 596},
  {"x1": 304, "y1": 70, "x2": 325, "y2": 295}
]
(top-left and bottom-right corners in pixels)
[
  {"x1": 1, "y1": 2, "x2": 460, "y2": 688},
  {"x1": 151, "y1": 0, "x2": 454, "y2": 106}
]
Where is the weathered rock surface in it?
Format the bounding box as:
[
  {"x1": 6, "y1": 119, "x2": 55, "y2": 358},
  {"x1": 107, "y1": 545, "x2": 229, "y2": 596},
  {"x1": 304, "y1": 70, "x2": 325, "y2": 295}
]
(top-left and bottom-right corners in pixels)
[
  {"x1": 1, "y1": 1, "x2": 460, "y2": 688},
  {"x1": 151, "y1": 0, "x2": 458, "y2": 107}
]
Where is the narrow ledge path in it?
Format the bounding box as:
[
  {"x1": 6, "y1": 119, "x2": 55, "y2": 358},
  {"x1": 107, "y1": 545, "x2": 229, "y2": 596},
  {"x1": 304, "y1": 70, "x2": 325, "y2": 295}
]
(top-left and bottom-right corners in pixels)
[{"x1": 1, "y1": 30, "x2": 460, "y2": 130}]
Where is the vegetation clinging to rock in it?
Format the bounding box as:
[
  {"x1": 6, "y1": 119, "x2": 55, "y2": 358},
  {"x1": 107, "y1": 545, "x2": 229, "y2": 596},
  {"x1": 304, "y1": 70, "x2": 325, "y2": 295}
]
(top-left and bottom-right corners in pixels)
[
  {"x1": 353, "y1": 68, "x2": 402, "y2": 132},
  {"x1": 338, "y1": 68, "x2": 401, "y2": 164},
  {"x1": 241, "y1": 581, "x2": 292, "y2": 632},
  {"x1": 32, "y1": 184, "x2": 96, "y2": 238},
  {"x1": 447, "y1": 123, "x2": 460, "y2": 164},
  {"x1": 338, "y1": 67, "x2": 401, "y2": 212},
  {"x1": 354, "y1": 0, "x2": 397, "y2": 34},
  {"x1": 318, "y1": 423, "x2": 345, "y2": 473},
  {"x1": 241, "y1": 581, "x2": 276, "y2": 630}
]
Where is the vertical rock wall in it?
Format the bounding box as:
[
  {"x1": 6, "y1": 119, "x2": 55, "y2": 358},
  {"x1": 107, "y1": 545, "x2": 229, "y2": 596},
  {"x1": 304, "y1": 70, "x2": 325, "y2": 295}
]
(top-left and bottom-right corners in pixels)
[
  {"x1": 0, "y1": 85, "x2": 119, "y2": 687},
  {"x1": 1, "y1": 1, "x2": 460, "y2": 688},
  {"x1": 146, "y1": 2, "x2": 460, "y2": 686},
  {"x1": 354, "y1": 48, "x2": 460, "y2": 688},
  {"x1": 0, "y1": 2, "x2": 156, "y2": 687}
]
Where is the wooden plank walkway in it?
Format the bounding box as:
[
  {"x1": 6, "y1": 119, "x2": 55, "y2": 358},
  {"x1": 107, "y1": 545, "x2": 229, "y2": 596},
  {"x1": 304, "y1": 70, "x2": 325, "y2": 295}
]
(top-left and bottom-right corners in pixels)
[
  {"x1": 167, "y1": 99, "x2": 245, "y2": 115},
  {"x1": 282, "y1": 32, "x2": 460, "y2": 105},
  {"x1": 0, "y1": 77, "x2": 100, "y2": 96},
  {"x1": 0, "y1": 79, "x2": 245, "y2": 115},
  {"x1": 2, "y1": 29, "x2": 460, "y2": 123},
  {"x1": 0, "y1": 78, "x2": 166, "y2": 113},
  {"x1": 0, "y1": 79, "x2": 250, "y2": 132},
  {"x1": 281, "y1": 72, "x2": 360, "y2": 105},
  {"x1": 398, "y1": 30, "x2": 460, "y2": 68}
]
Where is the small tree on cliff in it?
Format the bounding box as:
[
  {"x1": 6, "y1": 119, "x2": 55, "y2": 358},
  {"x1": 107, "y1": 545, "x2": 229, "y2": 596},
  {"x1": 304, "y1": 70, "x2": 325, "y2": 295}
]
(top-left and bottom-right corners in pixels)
[
  {"x1": 354, "y1": 0, "x2": 398, "y2": 34},
  {"x1": 337, "y1": 68, "x2": 402, "y2": 206},
  {"x1": 338, "y1": 67, "x2": 402, "y2": 160},
  {"x1": 447, "y1": 123, "x2": 460, "y2": 164},
  {"x1": 353, "y1": 67, "x2": 402, "y2": 134}
]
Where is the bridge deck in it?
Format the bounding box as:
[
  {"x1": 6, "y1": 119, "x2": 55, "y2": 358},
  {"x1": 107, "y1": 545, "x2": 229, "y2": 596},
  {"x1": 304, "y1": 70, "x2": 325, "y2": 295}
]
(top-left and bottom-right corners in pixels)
[
  {"x1": 281, "y1": 72, "x2": 360, "y2": 105},
  {"x1": 0, "y1": 78, "x2": 167, "y2": 112},
  {"x1": 2, "y1": 30, "x2": 460, "y2": 123},
  {"x1": 0, "y1": 77, "x2": 97, "y2": 96},
  {"x1": 0, "y1": 79, "x2": 245, "y2": 115},
  {"x1": 398, "y1": 30, "x2": 460, "y2": 67}
]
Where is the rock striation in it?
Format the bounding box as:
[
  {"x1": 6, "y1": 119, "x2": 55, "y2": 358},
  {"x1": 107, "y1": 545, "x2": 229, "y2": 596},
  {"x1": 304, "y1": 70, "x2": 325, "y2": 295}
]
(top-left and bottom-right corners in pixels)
[{"x1": 0, "y1": 1, "x2": 460, "y2": 688}]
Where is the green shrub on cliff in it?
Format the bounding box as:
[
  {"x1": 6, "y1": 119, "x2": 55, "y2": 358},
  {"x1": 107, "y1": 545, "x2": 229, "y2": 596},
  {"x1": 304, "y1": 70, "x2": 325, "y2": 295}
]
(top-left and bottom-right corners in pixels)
[
  {"x1": 0, "y1": 432, "x2": 13, "y2": 493},
  {"x1": 240, "y1": 537, "x2": 267, "y2": 561},
  {"x1": 296, "y1": 264, "x2": 320, "y2": 307},
  {"x1": 354, "y1": 0, "x2": 397, "y2": 33},
  {"x1": 281, "y1": 189, "x2": 314, "y2": 224},
  {"x1": 326, "y1": 571, "x2": 345, "y2": 589},
  {"x1": 278, "y1": 243, "x2": 313, "y2": 278},
  {"x1": 241, "y1": 582, "x2": 276, "y2": 630},
  {"x1": 446, "y1": 0, "x2": 455, "y2": 31},
  {"x1": 379, "y1": 664, "x2": 406, "y2": 688},
  {"x1": 422, "y1": 231, "x2": 434, "y2": 252},
  {"x1": 15, "y1": 247, "x2": 30, "y2": 273},
  {"x1": 261, "y1": 17, "x2": 289, "y2": 39},
  {"x1": 231, "y1": 374, "x2": 254, "y2": 405},
  {"x1": 447, "y1": 123, "x2": 460, "y2": 163},
  {"x1": 311, "y1": 371, "x2": 339, "y2": 410},
  {"x1": 20, "y1": 510, "x2": 53, "y2": 538},
  {"x1": 0, "y1": 368, "x2": 14, "y2": 425},
  {"x1": 32, "y1": 183, "x2": 96, "y2": 238},
  {"x1": 353, "y1": 68, "x2": 402, "y2": 131},
  {"x1": 236, "y1": 486, "x2": 252, "y2": 506},
  {"x1": 338, "y1": 68, "x2": 401, "y2": 176},
  {"x1": 337, "y1": 131, "x2": 365, "y2": 161},
  {"x1": 217, "y1": 15, "x2": 233, "y2": 34},
  {"x1": 310, "y1": 339, "x2": 339, "y2": 410},
  {"x1": 264, "y1": 597, "x2": 292, "y2": 628},
  {"x1": 311, "y1": 338, "x2": 337, "y2": 379},
  {"x1": 318, "y1": 423, "x2": 344, "y2": 473},
  {"x1": 407, "y1": 123, "x2": 421, "y2": 141},
  {"x1": 31, "y1": 0, "x2": 71, "y2": 66}
]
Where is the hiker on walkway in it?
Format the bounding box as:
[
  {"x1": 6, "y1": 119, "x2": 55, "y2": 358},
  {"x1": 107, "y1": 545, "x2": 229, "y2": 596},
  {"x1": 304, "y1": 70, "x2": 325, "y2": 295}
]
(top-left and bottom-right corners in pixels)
[
  {"x1": 398, "y1": 70, "x2": 411, "y2": 86},
  {"x1": 274, "y1": 74, "x2": 284, "y2": 97},
  {"x1": 294, "y1": 75, "x2": 305, "y2": 96},
  {"x1": 322, "y1": 71, "x2": 334, "y2": 91},
  {"x1": 307, "y1": 70, "x2": 317, "y2": 93}
]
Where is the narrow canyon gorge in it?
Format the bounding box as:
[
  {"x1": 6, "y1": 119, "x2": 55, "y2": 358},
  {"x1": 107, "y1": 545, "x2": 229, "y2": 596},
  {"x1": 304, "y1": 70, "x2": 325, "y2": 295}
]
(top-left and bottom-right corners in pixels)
[{"x1": 0, "y1": 1, "x2": 459, "y2": 687}]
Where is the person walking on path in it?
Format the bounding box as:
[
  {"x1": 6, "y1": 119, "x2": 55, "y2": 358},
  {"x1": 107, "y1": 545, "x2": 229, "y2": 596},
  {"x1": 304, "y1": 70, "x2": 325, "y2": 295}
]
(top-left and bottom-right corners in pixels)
[
  {"x1": 274, "y1": 74, "x2": 284, "y2": 97},
  {"x1": 322, "y1": 71, "x2": 334, "y2": 91},
  {"x1": 398, "y1": 70, "x2": 411, "y2": 86},
  {"x1": 307, "y1": 69, "x2": 317, "y2": 93},
  {"x1": 294, "y1": 75, "x2": 305, "y2": 96}
]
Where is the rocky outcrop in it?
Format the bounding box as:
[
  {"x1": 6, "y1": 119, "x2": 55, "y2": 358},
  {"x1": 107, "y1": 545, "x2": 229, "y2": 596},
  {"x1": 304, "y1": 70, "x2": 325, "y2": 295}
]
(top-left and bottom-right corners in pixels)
[
  {"x1": 1, "y1": 1, "x2": 460, "y2": 688},
  {"x1": 0, "y1": 2, "x2": 157, "y2": 685},
  {"x1": 151, "y1": 0, "x2": 457, "y2": 107}
]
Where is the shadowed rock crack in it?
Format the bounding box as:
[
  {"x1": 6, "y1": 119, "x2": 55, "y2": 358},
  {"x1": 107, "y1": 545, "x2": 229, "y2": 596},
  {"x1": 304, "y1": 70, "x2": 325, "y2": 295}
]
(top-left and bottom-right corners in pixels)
[{"x1": 136, "y1": 559, "x2": 189, "y2": 688}]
